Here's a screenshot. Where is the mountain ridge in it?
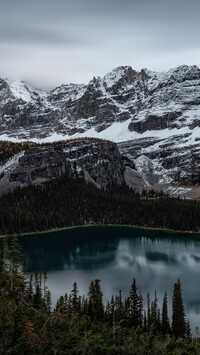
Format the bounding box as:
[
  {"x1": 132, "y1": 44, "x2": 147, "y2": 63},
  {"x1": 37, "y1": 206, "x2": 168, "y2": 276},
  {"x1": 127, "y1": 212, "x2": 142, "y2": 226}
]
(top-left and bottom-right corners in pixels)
[
  {"x1": 0, "y1": 64, "x2": 200, "y2": 197},
  {"x1": 1, "y1": 64, "x2": 200, "y2": 141}
]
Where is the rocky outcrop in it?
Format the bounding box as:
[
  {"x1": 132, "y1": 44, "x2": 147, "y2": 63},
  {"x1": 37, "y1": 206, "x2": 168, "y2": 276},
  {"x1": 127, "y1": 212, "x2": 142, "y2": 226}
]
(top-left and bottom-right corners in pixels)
[
  {"x1": 9, "y1": 146, "x2": 70, "y2": 184},
  {"x1": 0, "y1": 139, "x2": 133, "y2": 194},
  {"x1": 61, "y1": 139, "x2": 126, "y2": 187},
  {"x1": 128, "y1": 112, "x2": 182, "y2": 133}
]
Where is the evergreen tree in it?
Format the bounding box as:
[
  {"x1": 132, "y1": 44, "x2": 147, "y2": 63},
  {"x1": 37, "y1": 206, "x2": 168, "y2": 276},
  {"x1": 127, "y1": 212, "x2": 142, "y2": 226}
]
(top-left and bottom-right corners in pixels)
[
  {"x1": 105, "y1": 295, "x2": 115, "y2": 324},
  {"x1": 161, "y1": 291, "x2": 170, "y2": 335},
  {"x1": 0, "y1": 241, "x2": 198, "y2": 355},
  {"x1": 172, "y1": 279, "x2": 186, "y2": 338},
  {"x1": 186, "y1": 319, "x2": 192, "y2": 340},
  {"x1": 45, "y1": 289, "x2": 52, "y2": 313},
  {"x1": 88, "y1": 279, "x2": 104, "y2": 321},
  {"x1": 147, "y1": 292, "x2": 151, "y2": 332},
  {"x1": 143, "y1": 311, "x2": 147, "y2": 332},
  {"x1": 70, "y1": 281, "x2": 80, "y2": 314},
  {"x1": 128, "y1": 278, "x2": 143, "y2": 329},
  {"x1": 55, "y1": 295, "x2": 65, "y2": 312},
  {"x1": 32, "y1": 283, "x2": 44, "y2": 309},
  {"x1": 115, "y1": 289, "x2": 124, "y2": 322},
  {"x1": 150, "y1": 291, "x2": 161, "y2": 334}
]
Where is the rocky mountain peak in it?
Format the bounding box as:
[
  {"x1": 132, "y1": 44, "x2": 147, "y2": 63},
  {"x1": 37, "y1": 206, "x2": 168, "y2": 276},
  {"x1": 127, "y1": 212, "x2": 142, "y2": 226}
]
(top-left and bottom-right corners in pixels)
[
  {"x1": 145, "y1": 65, "x2": 200, "y2": 92},
  {"x1": 0, "y1": 65, "x2": 200, "y2": 197},
  {"x1": 103, "y1": 66, "x2": 137, "y2": 89},
  {"x1": 168, "y1": 65, "x2": 200, "y2": 81}
]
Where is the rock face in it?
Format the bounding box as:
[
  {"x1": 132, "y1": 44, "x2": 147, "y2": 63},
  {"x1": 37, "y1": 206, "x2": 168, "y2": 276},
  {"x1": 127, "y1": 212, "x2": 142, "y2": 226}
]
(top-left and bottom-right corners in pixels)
[
  {"x1": 0, "y1": 139, "x2": 137, "y2": 194},
  {"x1": 1, "y1": 64, "x2": 200, "y2": 197},
  {"x1": 1, "y1": 65, "x2": 200, "y2": 140},
  {"x1": 9, "y1": 146, "x2": 70, "y2": 184}
]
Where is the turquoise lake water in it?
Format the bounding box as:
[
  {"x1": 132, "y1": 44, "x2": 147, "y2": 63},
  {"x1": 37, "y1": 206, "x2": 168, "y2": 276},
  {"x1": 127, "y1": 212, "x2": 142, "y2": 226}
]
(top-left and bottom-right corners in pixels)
[{"x1": 18, "y1": 225, "x2": 200, "y2": 333}]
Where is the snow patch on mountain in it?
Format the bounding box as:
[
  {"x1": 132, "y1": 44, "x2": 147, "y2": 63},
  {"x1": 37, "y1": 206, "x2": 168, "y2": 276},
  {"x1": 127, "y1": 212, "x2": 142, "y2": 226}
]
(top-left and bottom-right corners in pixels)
[
  {"x1": 1, "y1": 64, "x2": 200, "y2": 196},
  {"x1": 0, "y1": 151, "x2": 25, "y2": 174},
  {"x1": 6, "y1": 80, "x2": 48, "y2": 103},
  {"x1": 9, "y1": 81, "x2": 32, "y2": 102}
]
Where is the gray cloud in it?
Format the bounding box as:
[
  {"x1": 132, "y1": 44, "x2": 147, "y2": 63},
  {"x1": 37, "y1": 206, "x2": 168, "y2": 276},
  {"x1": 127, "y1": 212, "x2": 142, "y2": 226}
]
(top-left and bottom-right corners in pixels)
[
  {"x1": 0, "y1": 0, "x2": 200, "y2": 89},
  {"x1": 0, "y1": 24, "x2": 83, "y2": 45}
]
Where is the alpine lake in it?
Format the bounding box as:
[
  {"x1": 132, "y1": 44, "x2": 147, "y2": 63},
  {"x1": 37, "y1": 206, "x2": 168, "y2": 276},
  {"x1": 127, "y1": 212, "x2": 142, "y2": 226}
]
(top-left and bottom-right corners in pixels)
[{"x1": 17, "y1": 225, "x2": 200, "y2": 334}]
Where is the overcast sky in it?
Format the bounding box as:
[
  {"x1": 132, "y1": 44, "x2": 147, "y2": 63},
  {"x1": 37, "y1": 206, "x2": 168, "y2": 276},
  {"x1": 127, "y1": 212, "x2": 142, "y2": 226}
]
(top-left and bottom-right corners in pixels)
[{"x1": 0, "y1": 0, "x2": 200, "y2": 90}]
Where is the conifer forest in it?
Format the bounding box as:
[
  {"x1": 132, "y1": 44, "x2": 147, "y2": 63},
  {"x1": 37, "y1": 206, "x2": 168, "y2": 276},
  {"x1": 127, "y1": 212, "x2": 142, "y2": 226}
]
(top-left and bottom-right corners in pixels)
[
  {"x1": 0, "y1": 238, "x2": 200, "y2": 354},
  {"x1": 0, "y1": 174, "x2": 200, "y2": 235}
]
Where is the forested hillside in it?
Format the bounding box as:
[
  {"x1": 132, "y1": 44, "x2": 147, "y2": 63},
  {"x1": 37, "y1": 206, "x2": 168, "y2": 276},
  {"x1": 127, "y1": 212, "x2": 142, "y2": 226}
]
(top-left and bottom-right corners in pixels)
[{"x1": 0, "y1": 175, "x2": 200, "y2": 235}]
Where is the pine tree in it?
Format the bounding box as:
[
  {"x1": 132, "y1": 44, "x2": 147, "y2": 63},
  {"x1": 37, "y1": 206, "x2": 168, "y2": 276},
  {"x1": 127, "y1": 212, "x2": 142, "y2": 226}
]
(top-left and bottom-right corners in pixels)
[
  {"x1": 172, "y1": 279, "x2": 186, "y2": 338},
  {"x1": 115, "y1": 289, "x2": 124, "y2": 322},
  {"x1": 147, "y1": 292, "x2": 151, "y2": 332},
  {"x1": 81, "y1": 294, "x2": 88, "y2": 315},
  {"x1": 150, "y1": 291, "x2": 160, "y2": 334},
  {"x1": 32, "y1": 283, "x2": 43, "y2": 309},
  {"x1": 186, "y1": 319, "x2": 192, "y2": 340},
  {"x1": 128, "y1": 278, "x2": 143, "y2": 329},
  {"x1": 88, "y1": 279, "x2": 104, "y2": 321},
  {"x1": 143, "y1": 311, "x2": 147, "y2": 333},
  {"x1": 161, "y1": 291, "x2": 170, "y2": 335},
  {"x1": 70, "y1": 281, "x2": 80, "y2": 314},
  {"x1": 55, "y1": 295, "x2": 65, "y2": 312},
  {"x1": 45, "y1": 289, "x2": 52, "y2": 312},
  {"x1": 105, "y1": 295, "x2": 115, "y2": 324}
]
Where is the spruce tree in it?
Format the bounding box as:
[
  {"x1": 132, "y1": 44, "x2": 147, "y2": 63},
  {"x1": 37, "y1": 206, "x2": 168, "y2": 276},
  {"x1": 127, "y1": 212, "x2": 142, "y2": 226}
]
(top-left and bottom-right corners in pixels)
[
  {"x1": 172, "y1": 279, "x2": 186, "y2": 338},
  {"x1": 105, "y1": 295, "x2": 115, "y2": 325},
  {"x1": 88, "y1": 279, "x2": 104, "y2": 321},
  {"x1": 70, "y1": 281, "x2": 80, "y2": 313},
  {"x1": 45, "y1": 289, "x2": 52, "y2": 313},
  {"x1": 150, "y1": 291, "x2": 161, "y2": 334},
  {"x1": 128, "y1": 278, "x2": 143, "y2": 329},
  {"x1": 186, "y1": 319, "x2": 192, "y2": 340},
  {"x1": 147, "y1": 292, "x2": 151, "y2": 332},
  {"x1": 115, "y1": 289, "x2": 124, "y2": 322},
  {"x1": 161, "y1": 291, "x2": 170, "y2": 335}
]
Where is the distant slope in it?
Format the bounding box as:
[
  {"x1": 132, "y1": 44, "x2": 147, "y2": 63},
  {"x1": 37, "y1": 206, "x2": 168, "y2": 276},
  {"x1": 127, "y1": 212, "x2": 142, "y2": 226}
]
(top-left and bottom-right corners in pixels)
[{"x1": 0, "y1": 173, "x2": 200, "y2": 235}]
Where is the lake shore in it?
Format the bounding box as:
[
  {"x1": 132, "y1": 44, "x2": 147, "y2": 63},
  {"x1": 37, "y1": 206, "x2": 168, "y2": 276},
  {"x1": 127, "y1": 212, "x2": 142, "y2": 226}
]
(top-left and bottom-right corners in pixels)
[{"x1": 1, "y1": 223, "x2": 200, "y2": 239}]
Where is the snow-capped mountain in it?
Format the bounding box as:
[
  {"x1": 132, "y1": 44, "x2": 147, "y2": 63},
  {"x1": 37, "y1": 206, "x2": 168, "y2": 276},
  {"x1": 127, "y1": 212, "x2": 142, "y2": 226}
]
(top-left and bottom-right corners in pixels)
[{"x1": 1, "y1": 64, "x2": 200, "y2": 197}]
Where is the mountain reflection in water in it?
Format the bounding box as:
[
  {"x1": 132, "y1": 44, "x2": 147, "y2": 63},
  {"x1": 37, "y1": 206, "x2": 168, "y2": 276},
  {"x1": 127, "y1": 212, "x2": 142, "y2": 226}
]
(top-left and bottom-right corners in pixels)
[{"x1": 18, "y1": 226, "x2": 200, "y2": 332}]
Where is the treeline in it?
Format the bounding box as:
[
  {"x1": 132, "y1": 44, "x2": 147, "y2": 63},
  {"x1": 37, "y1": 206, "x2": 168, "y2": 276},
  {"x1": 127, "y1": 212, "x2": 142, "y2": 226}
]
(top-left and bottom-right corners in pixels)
[
  {"x1": 0, "y1": 175, "x2": 200, "y2": 235},
  {"x1": 55, "y1": 278, "x2": 190, "y2": 339},
  {"x1": 0, "y1": 238, "x2": 199, "y2": 354},
  {"x1": 43, "y1": 136, "x2": 108, "y2": 146},
  {"x1": 0, "y1": 141, "x2": 37, "y2": 165}
]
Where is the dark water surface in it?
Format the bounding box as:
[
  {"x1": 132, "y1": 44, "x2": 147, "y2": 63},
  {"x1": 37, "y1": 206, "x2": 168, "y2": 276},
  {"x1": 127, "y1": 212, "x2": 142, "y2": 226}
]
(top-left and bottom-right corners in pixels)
[{"x1": 18, "y1": 226, "x2": 200, "y2": 333}]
